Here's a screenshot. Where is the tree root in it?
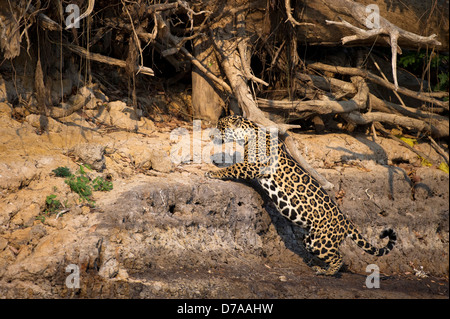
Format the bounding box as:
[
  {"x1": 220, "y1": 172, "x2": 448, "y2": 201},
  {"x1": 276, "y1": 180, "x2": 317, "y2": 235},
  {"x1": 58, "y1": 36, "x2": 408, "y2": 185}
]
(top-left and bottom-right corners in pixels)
[{"x1": 325, "y1": 0, "x2": 442, "y2": 90}]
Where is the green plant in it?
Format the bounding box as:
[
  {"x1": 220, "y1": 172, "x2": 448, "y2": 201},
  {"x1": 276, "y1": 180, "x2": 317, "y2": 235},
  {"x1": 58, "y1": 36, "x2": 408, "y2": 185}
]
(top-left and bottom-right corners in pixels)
[
  {"x1": 398, "y1": 51, "x2": 426, "y2": 71},
  {"x1": 49, "y1": 164, "x2": 113, "y2": 208},
  {"x1": 65, "y1": 174, "x2": 93, "y2": 203},
  {"x1": 398, "y1": 51, "x2": 449, "y2": 92},
  {"x1": 35, "y1": 215, "x2": 46, "y2": 223},
  {"x1": 44, "y1": 194, "x2": 62, "y2": 214},
  {"x1": 37, "y1": 194, "x2": 63, "y2": 222},
  {"x1": 52, "y1": 166, "x2": 72, "y2": 177},
  {"x1": 76, "y1": 164, "x2": 91, "y2": 175},
  {"x1": 435, "y1": 72, "x2": 449, "y2": 92},
  {"x1": 62, "y1": 164, "x2": 113, "y2": 206},
  {"x1": 92, "y1": 177, "x2": 113, "y2": 191}
]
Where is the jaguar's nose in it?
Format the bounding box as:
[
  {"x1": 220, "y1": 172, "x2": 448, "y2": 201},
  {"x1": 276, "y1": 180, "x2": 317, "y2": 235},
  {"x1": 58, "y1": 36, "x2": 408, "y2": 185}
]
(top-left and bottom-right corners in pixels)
[{"x1": 209, "y1": 128, "x2": 223, "y2": 144}]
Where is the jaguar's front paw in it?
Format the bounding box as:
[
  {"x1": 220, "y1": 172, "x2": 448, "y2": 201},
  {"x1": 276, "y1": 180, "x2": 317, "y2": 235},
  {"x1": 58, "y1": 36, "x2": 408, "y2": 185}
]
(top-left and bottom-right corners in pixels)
[
  {"x1": 312, "y1": 265, "x2": 327, "y2": 276},
  {"x1": 205, "y1": 171, "x2": 218, "y2": 179}
]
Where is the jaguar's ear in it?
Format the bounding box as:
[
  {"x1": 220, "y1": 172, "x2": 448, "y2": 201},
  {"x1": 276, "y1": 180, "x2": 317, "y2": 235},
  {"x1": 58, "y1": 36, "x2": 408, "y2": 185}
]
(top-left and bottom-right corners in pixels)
[{"x1": 230, "y1": 116, "x2": 242, "y2": 129}]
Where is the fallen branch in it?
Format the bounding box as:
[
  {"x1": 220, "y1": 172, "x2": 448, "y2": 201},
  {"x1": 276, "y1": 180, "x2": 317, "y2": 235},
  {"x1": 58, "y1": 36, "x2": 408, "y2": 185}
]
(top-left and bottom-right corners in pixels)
[
  {"x1": 257, "y1": 97, "x2": 361, "y2": 115},
  {"x1": 22, "y1": 87, "x2": 92, "y2": 119},
  {"x1": 145, "y1": 2, "x2": 179, "y2": 13},
  {"x1": 103, "y1": 17, "x2": 155, "y2": 41},
  {"x1": 180, "y1": 45, "x2": 232, "y2": 94},
  {"x1": 258, "y1": 75, "x2": 369, "y2": 116},
  {"x1": 342, "y1": 110, "x2": 449, "y2": 138},
  {"x1": 308, "y1": 62, "x2": 449, "y2": 110},
  {"x1": 369, "y1": 94, "x2": 448, "y2": 122},
  {"x1": 298, "y1": 69, "x2": 447, "y2": 121},
  {"x1": 65, "y1": 43, "x2": 154, "y2": 76},
  {"x1": 325, "y1": 0, "x2": 441, "y2": 90},
  {"x1": 296, "y1": 72, "x2": 357, "y2": 97}
]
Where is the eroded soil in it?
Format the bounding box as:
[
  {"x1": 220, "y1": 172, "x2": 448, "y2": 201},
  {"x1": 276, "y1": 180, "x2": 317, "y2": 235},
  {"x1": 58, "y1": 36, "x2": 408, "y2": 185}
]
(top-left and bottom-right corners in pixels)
[{"x1": 0, "y1": 102, "x2": 448, "y2": 298}]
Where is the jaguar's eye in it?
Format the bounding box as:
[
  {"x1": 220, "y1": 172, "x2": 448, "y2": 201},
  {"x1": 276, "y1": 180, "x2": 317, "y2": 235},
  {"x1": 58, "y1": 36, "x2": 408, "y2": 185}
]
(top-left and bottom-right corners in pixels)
[{"x1": 231, "y1": 117, "x2": 242, "y2": 128}]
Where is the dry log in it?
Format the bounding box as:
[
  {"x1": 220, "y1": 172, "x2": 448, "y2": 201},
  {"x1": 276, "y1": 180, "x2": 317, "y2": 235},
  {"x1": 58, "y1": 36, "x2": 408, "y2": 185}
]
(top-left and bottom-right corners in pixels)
[
  {"x1": 369, "y1": 94, "x2": 447, "y2": 123},
  {"x1": 257, "y1": 97, "x2": 361, "y2": 116},
  {"x1": 342, "y1": 111, "x2": 448, "y2": 138},
  {"x1": 22, "y1": 86, "x2": 93, "y2": 119},
  {"x1": 192, "y1": 35, "x2": 225, "y2": 123},
  {"x1": 65, "y1": 43, "x2": 154, "y2": 76},
  {"x1": 308, "y1": 62, "x2": 449, "y2": 110},
  {"x1": 258, "y1": 72, "x2": 448, "y2": 138},
  {"x1": 298, "y1": 70, "x2": 447, "y2": 122},
  {"x1": 296, "y1": 72, "x2": 357, "y2": 97},
  {"x1": 429, "y1": 136, "x2": 449, "y2": 165}
]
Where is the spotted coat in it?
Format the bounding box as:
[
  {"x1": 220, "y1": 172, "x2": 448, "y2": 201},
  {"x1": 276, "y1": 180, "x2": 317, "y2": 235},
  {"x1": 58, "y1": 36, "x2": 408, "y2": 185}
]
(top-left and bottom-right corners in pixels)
[{"x1": 206, "y1": 115, "x2": 397, "y2": 275}]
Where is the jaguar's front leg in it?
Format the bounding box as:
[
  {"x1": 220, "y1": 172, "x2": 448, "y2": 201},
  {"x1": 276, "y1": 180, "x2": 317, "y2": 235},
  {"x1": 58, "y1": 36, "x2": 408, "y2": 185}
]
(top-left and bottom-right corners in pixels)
[{"x1": 206, "y1": 162, "x2": 267, "y2": 180}]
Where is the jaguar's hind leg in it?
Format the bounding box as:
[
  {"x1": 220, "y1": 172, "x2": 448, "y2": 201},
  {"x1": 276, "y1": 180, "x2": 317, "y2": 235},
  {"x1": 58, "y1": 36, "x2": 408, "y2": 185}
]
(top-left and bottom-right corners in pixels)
[
  {"x1": 313, "y1": 252, "x2": 343, "y2": 276},
  {"x1": 305, "y1": 234, "x2": 343, "y2": 275}
]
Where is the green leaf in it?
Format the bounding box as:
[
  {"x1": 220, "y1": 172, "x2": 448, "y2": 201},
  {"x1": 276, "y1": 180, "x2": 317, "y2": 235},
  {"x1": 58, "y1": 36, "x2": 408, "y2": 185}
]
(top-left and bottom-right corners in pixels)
[{"x1": 46, "y1": 194, "x2": 57, "y2": 205}]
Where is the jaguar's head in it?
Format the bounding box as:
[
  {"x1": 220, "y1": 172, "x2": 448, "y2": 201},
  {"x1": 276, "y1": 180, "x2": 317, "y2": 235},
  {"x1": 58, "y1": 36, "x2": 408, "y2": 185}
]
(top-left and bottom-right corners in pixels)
[{"x1": 212, "y1": 115, "x2": 258, "y2": 144}]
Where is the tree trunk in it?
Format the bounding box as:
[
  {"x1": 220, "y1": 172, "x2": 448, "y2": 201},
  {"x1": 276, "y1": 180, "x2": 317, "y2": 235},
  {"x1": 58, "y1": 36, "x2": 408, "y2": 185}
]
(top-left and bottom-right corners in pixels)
[{"x1": 192, "y1": 36, "x2": 224, "y2": 123}]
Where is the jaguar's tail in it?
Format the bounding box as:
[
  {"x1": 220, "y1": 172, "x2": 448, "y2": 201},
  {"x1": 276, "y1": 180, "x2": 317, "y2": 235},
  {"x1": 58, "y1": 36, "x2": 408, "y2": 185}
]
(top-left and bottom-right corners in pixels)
[{"x1": 349, "y1": 225, "x2": 397, "y2": 256}]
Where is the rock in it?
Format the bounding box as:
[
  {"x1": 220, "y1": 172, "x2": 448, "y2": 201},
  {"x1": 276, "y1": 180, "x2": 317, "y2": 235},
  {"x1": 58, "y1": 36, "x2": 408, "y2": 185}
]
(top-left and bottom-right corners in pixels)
[
  {"x1": 130, "y1": 149, "x2": 152, "y2": 170},
  {"x1": 0, "y1": 102, "x2": 15, "y2": 128},
  {"x1": 8, "y1": 227, "x2": 32, "y2": 247},
  {"x1": 25, "y1": 114, "x2": 65, "y2": 133},
  {"x1": 72, "y1": 85, "x2": 97, "y2": 110},
  {"x1": 30, "y1": 224, "x2": 48, "y2": 241},
  {"x1": 108, "y1": 100, "x2": 139, "y2": 131},
  {"x1": 66, "y1": 143, "x2": 106, "y2": 171},
  {"x1": 98, "y1": 258, "x2": 120, "y2": 279},
  {"x1": 0, "y1": 159, "x2": 40, "y2": 192},
  {"x1": 149, "y1": 148, "x2": 174, "y2": 173},
  {"x1": 10, "y1": 203, "x2": 41, "y2": 227},
  {"x1": 85, "y1": 105, "x2": 111, "y2": 126},
  {"x1": 0, "y1": 101, "x2": 10, "y2": 115}
]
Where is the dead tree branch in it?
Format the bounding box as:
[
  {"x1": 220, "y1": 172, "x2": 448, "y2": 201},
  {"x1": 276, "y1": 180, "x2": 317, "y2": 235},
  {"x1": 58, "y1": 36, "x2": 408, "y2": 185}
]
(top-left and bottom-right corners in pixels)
[
  {"x1": 308, "y1": 62, "x2": 449, "y2": 110},
  {"x1": 284, "y1": 0, "x2": 315, "y2": 27},
  {"x1": 325, "y1": 0, "x2": 442, "y2": 90},
  {"x1": 342, "y1": 110, "x2": 448, "y2": 138},
  {"x1": 65, "y1": 43, "x2": 155, "y2": 76}
]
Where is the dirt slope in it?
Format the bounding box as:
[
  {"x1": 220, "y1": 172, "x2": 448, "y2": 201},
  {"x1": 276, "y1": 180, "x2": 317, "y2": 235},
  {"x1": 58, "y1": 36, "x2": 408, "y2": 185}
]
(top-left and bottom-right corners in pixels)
[{"x1": 0, "y1": 101, "x2": 448, "y2": 298}]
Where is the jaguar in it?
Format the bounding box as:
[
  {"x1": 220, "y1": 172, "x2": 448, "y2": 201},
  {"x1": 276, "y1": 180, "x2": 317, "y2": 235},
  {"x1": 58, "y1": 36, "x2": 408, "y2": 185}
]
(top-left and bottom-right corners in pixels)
[{"x1": 206, "y1": 115, "x2": 397, "y2": 276}]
